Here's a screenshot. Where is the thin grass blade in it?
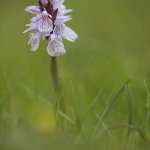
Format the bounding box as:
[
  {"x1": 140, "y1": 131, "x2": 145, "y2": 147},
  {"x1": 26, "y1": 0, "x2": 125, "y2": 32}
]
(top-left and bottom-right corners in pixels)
[
  {"x1": 144, "y1": 80, "x2": 150, "y2": 137},
  {"x1": 125, "y1": 83, "x2": 133, "y2": 142},
  {"x1": 125, "y1": 84, "x2": 132, "y2": 125},
  {"x1": 70, "y1": 80, "x2": 81, "y2": 132},
  {"x1": 94, "y1": 111, "x2": 115, "y2": 138},
  {"x1": 54, "y1": 94, "x2": 60, "y2": 127},
  {"x1": 92, "y1": 78, "x2": 130, "y2": 138},
  {"x1": 81, "y1": 89, "x2": 103, "y2": 123}
]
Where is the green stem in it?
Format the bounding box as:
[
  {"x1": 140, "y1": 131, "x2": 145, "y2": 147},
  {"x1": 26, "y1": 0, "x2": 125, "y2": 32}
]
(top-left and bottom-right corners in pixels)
[
  {"x1": 50, "y1": 56, "x2": 66, "y2": 114},
  {"x1": 50, "y1": 57, "x2": 60, "y2": 92}
]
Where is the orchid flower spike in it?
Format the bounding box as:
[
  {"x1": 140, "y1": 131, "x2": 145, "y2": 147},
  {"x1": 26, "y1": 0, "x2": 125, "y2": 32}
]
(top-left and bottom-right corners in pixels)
[{"x1": 23, "y1": 0, "x2": 78, "y2": 57}]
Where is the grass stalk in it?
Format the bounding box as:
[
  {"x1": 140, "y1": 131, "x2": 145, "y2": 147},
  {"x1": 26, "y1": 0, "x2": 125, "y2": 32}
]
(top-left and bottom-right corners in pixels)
[
  {"x1": 144, "y1": 80, "x2": 150, "y2": 137},
  {"x1": 125, "y1": 84, "x2": 133, "y2": 141},
  {"x1": 70, "y1": 80, "x2": 81, "y2": 132}
]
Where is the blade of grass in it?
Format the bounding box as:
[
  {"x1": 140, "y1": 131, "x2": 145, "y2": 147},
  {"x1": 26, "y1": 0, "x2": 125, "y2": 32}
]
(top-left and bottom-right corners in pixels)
[
  {"x1": 71, "y1": 132, "x2": 82, "y2": 150},
  {"x1": 70, "y1": 80, "x2": 81, "y2": 132},
  {"x1": 144, "y1": 80, "x2": 150, "y2": 98},
  {"x1": 94, "y1": 111, "x2": 115, "y2": 138},
  {"x1": 144, "y1": 80, "x2": 150, "y2": 137},
  {"x1": 125, "y1": 84, "x2": 132, "y2": 125},
  {"x1": 81, "y1": 89, "x2": 103, "y2": 123},
  {"x1": 125, "y1": 84, "x2": 133, "y2": 142},
  {"x1": 0, "y1": 91, "x2": 4, "y2": 118},
  {"x1": 92, "y1": 78, "x2": 131, "y2": 138},
  {"x1": 54, "y1": 94, "x2": 60, "y2": 128},
  {"x1": 0, "y1": 91, "x2": 5, "y2": 139},
  {"x1": 101, "y1": 79, "x2": 130, "y2": 119}
]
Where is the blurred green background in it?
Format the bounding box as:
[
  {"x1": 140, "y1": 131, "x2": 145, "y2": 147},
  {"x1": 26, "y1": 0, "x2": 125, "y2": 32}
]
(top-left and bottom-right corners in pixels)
[{"x1": 0, "y1": 0, "x2": 150, "y2": 149}]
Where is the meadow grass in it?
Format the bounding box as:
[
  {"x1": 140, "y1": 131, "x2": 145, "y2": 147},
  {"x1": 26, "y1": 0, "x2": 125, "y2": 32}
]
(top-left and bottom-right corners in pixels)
[{"x1": 1, "y1": 75, "x2": 150, "y2": 150}]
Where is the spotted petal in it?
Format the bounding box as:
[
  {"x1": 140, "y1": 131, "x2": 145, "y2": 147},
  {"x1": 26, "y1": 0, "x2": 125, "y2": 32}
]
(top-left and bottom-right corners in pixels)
[
  {"x1": 54, "y1": 24, "x2": 78, "y2": 42},
  {"x1": 28, "y1": 34, "x2": 40, "y2": 51},
  {"x1": 63, "y1": 25, "x2": 78, "y2": 42},
  {"x1": 38, "y1": 18, "x2": 53, "y2": 36},
  {"x1": 53, "y1": 23, "x2": 65, "y2": 37},
  {"x1": 54, "y1": 16, "x2": 71, "y2": 25},
  {"x1": 47, "y1": 38, "x2": 66, "y2": 56}
]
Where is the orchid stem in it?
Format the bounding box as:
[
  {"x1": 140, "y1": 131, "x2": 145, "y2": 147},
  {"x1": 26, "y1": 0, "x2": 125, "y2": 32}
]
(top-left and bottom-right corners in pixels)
[
  {"x1": 50, "y1": 57, "x2": 66, "y2": 115},
  {"x1": 50, "y1": 57, "x2": 59, "y2": 92}
]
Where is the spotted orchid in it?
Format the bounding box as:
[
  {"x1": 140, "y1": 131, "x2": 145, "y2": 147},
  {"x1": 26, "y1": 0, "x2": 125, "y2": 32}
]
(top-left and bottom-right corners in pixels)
[{"x1": 23, "y1": 0, "x2": 78, "y2": 56}]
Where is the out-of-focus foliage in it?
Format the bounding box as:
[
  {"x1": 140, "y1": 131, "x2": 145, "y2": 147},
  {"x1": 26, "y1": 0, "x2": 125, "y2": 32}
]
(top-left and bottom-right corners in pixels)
[{"x1": 0, "y1": 0, "x2": 150, "y2": 149}]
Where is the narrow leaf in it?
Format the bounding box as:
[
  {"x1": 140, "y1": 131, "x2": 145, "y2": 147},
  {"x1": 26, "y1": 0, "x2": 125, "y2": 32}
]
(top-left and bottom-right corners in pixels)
[
  {"x1": 92, "y1": 78, "x2": 130, "y2": 138},
  {"x1": 125, "y1": 84, "x2": 132, "y2": 125},
  {"x1": 54, "y1": 94, "x2": 60, "y2": 127}
]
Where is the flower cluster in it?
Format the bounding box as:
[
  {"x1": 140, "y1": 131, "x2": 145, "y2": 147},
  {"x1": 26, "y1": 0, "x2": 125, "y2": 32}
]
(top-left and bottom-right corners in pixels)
[{"x1": 23, "y1": 0, "x2": 78, "y2": 56}]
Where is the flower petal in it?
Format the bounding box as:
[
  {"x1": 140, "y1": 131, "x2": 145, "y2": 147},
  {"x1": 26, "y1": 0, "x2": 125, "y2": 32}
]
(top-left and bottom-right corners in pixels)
[
  {"x1": 31, "y1": 15, "x2": 41, "y2": 22},
  {"x1": 38, "y1": 18, "x2": 53, "y2": 35},
  {"x1": 31, "y1": 38, "x2": 40, "y2": 51},
  {"x1": 63, "y1": 25, "x2": 78, "y2": 42},
  {"x1": 53, "y1": 24, "x2": 78, "y2": 42},
  {"x1": 54, "y1": 16, "x2": 71, "y2": 25},
  {"x1": 28, "y1": 34, "x2": 40, "y2": 51},
  {"x1": 25, "y1": 6, "x2": 41, "y2": 14},
  {"x1": 23, "y1": 24, "x2": 38, "y2": 33},
  {"x1": 52, "y1": 0, "x2": 65, "y2": 9},
  {"x1": 50, "y1": 34, "x2": 57, "y2": 41},
  {"x1": 53, "y1": 23, "x2": 65, "y2": 36},
  {"x1": 58, "y1": 5, "x2": 72, "y2": 15},
  {"x1": 47, "y1": 38, "x2": 66, "y2": 56}
]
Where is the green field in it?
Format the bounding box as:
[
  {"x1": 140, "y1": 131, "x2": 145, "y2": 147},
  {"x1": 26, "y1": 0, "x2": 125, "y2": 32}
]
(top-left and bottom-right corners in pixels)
[{"x1": 0, "y1": 0, "x2": 150, "y2": 149}]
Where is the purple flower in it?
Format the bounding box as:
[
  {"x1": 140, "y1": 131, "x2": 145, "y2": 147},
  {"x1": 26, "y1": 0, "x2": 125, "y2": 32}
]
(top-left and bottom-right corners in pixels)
[{"x1": 23, "y1": 0, "x2": 78, "y2": 56}]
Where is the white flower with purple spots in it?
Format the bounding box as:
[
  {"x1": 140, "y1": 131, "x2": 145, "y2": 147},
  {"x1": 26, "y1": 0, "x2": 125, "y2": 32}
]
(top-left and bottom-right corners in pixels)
[{"x1": 23, "y1": 0, "x2": 78, "y2": 56}]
